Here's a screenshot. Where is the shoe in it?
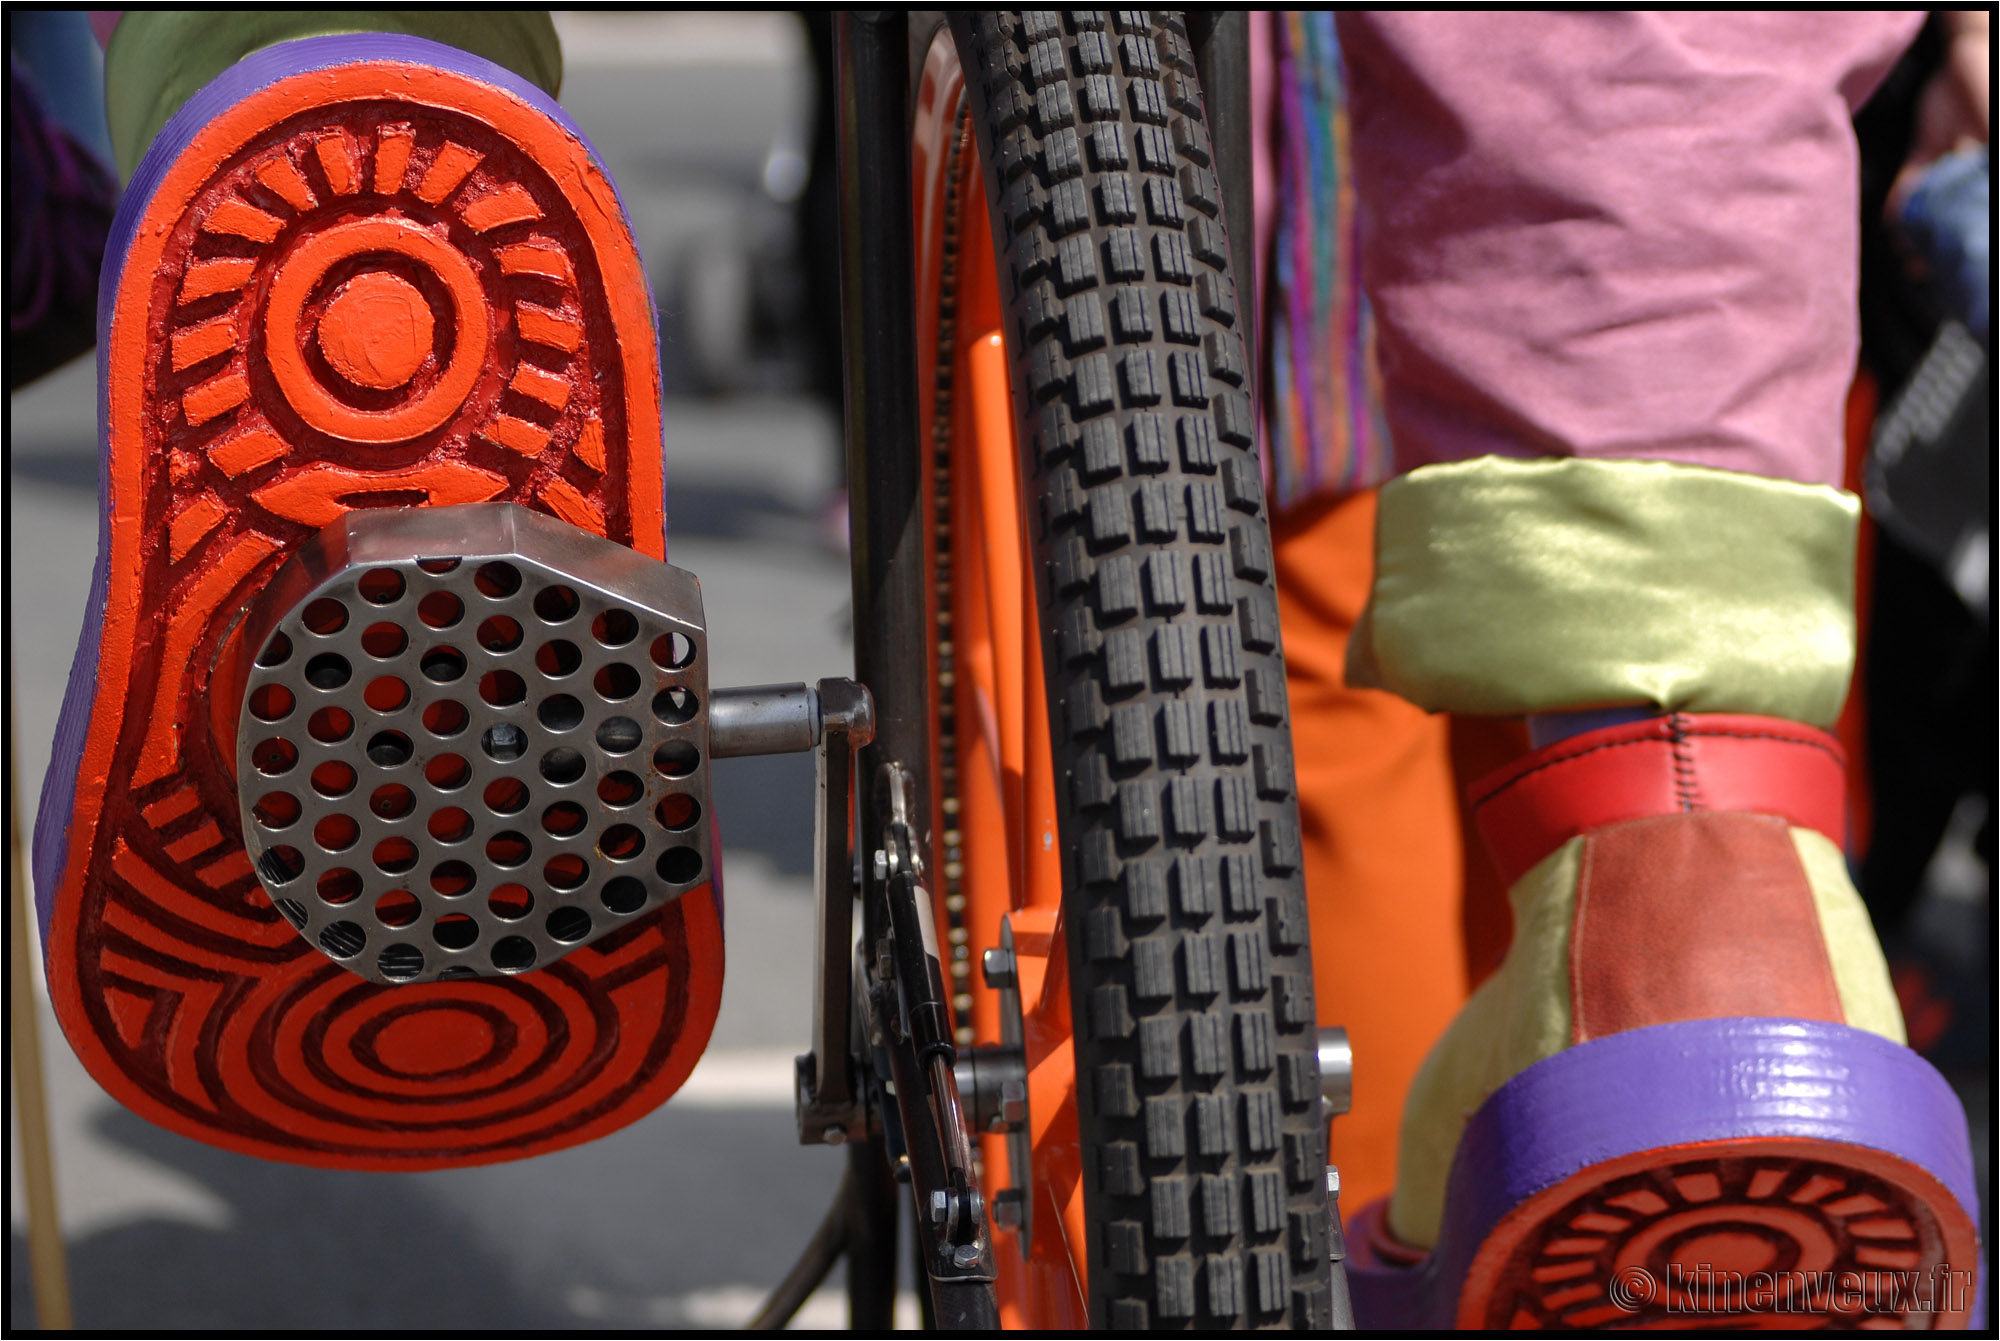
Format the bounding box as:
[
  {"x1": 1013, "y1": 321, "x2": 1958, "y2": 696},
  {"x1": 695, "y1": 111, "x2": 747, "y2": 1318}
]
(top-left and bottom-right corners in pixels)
[
  {"x1": 1343, "y1": 714, "x2": 1983, "y2": 1328},
  {"x1": 32, "y1": 34, "x2": 724, "y2": 1169}
]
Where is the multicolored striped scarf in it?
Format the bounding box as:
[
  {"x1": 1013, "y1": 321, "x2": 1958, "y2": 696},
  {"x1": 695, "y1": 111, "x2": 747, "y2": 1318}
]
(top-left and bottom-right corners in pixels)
[{"x1": 1268, "y1": 12, "x2": 1390, "y2": 507}]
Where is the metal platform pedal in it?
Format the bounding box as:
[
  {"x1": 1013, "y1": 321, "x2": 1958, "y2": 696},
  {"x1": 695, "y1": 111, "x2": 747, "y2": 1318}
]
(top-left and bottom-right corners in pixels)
[{"x1": 231, "y1": 502, "x2": 813, "y2": 986}]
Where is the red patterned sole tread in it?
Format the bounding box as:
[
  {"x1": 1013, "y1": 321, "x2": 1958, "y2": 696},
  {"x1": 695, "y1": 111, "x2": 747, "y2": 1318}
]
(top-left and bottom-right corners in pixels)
[
  {"x1": 1464, "y1": 1138, "x2": 1979, "y2": 1329},
  {"x1": 43, "y1": 40, "x2": 720, "y2": 1170}
]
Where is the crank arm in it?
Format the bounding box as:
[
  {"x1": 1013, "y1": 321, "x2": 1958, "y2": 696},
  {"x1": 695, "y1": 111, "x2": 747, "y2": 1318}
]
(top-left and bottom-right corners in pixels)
[
  {"x1": 762, "y1": 678, "x2": 873, "y2": 1148},
  {"x1": 870, "y1": 763, "x2": 998, "y2": 1313}
]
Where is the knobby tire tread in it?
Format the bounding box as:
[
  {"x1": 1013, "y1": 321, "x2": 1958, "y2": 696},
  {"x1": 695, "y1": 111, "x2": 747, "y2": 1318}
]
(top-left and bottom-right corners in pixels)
[{"x1": 950, "y1": 10, "x2": 1332, "y2": 1330}]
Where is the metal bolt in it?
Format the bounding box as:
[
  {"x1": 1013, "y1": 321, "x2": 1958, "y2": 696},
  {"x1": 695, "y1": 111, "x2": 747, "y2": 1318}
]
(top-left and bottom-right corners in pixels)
[
  {"x1": 823, "y1": 1127, "x2": 847, "y2": 1147},
  {"x1": 992, "y1": 1188, "x2": 1024, "y2": 1230},
  {"x1": 981, "y1": 946, "x2": 1016, "y2": 990},
  {"x1": 872, "y1": 849, "x2": 890, "y2": 883},
  {"x1": 996, "y1": 1078, "x2": 1028, "y2": 1132},
  {"x1": 1325, "y1": 1164, "x2": 1350, "y2": 1269},
  {"x1": 930, "y1": 1189, "x2": 952, "y2": 1226}
]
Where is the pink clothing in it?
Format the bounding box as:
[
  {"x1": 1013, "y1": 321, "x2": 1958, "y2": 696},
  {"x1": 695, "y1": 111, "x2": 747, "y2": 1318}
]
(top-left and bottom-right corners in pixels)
[
  {"x1": 1250, "y1": 10, "x2": 1275, "y2": 337},
  {"x1": 1328, "y1": 12, "x2": 1922, "y2": 488},
  {"x1": 1250, "y1": 11, "x2": 1277, "y2": 481}
]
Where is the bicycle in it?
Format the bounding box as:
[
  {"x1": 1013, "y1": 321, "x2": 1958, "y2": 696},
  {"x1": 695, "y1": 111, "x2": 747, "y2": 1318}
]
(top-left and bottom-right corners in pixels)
[
  {"x1": 776, "y1": 13, "x2": 1342, "y2": 1328},
  {"x1": 34, "y1": 10, "x2": 1344, "y2": 1331}
]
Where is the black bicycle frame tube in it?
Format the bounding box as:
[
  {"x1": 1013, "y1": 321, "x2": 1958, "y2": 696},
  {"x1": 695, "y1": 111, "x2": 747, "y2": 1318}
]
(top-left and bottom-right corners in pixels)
[
  {"x1": 835, "y1": 12, "x2": 929, "y2": 874},
  {"x1": 834, "y1": 11, "x2": 998, "y2": 1331},
  {"x1": 834, "y1": 14, "x2": 914, "y2": 1325},
  {"x1": 844, "y1": 1135, "x2": 900, "y2": 1329}
]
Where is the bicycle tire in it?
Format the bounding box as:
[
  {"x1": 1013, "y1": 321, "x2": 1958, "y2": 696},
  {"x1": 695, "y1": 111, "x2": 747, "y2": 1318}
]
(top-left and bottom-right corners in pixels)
[{"x1": 947, "y1": 11, "x2": 1332, "y2": 1329}]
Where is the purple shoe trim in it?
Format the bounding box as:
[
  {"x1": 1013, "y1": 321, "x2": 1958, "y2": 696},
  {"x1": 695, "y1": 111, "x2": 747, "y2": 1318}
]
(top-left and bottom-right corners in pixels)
[
  {"x1": 32, "y1": 34, "x2": 665, "y2": 945},
  {"x1": 1346, "y1": 1018, "x2": 1983, "y2": 1330}
]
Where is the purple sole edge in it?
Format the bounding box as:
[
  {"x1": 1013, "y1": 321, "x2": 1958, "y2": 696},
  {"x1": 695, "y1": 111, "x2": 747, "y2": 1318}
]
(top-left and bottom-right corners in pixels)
[{"x1": 1347, "y1": 1017, "x2": 1984, "y2": 1330}]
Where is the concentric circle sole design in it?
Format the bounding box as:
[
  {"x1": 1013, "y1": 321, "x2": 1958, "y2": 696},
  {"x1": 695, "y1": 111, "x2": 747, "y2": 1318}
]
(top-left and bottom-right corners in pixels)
[
  {"x1": 1344, "y1": 1021, "x2": 1983, "y2": 1331},
  {"x1": 33, "y1": 35, "x2": 721, "y2": 1169},
  {"x1": 238, "y1": 504, "x2": 713, "y2": 987},
  {"x1": 1464, "y1": 1139, "x2": 1980, "y2": 1329}
]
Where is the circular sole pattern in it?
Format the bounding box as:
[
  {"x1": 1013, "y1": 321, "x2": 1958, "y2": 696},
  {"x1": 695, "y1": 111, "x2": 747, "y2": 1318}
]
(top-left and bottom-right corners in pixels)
[
  {"x1": 1462, "y1": 1138, "x2": 1980, "y2": 1330},
  {"x1": 37, "y1": 37, "x2": 722, "y2": 1169}
]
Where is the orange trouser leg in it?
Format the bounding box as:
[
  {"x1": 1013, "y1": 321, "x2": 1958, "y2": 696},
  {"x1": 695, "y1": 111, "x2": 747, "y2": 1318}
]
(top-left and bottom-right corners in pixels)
[{"x1": 1272, "y1": 489, "x2": 1467, "y2": 1210}]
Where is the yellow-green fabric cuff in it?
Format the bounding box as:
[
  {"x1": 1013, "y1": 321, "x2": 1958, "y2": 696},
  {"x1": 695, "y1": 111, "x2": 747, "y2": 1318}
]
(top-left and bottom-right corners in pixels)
[
  {"x1": 1348, "y1": 457, "x2": 1859, "y2": 727},
  {"x1": 106, "y1": 11, "x2": 563, "y2": 181}
]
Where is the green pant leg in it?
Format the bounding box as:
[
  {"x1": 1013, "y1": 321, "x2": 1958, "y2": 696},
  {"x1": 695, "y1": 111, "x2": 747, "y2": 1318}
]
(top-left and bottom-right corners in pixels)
[{"x1": 104, "y1": 10, "x2": 561, "y2": 180}]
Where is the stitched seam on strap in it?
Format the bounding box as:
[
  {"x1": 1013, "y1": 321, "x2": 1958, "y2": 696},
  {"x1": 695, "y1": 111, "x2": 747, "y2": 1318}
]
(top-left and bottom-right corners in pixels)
[
  {"x1": 1468, "y1": 736, "x2": 1660, "y2": 811},
  {"x1": 1470, "y1": 727, "x2": 1841, "y2": 814},
  {"x1": 1673, "y1": 727, "x2": 1844, "y2": 758},
  {"x1": 1669, "y1": 712, "x2": 1704, "y2": 811}
]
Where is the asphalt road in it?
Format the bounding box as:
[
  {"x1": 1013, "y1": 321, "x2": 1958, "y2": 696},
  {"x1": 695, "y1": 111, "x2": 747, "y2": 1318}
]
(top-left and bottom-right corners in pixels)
[{"x1": 9, "y1": 14, "x2": 912, "y2": 1331}]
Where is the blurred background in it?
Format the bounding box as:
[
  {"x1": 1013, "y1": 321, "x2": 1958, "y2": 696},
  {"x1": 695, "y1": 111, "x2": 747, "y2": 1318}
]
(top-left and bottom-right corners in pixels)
[{"x1": 9, "y1": 9, "x2": 1989, "y2": 1331}]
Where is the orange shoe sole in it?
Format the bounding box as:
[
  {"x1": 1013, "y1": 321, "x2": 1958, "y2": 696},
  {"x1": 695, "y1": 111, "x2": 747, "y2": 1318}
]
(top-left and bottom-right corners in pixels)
[
  {"x1": 32, "y1": 35, "x2": 724, "y2": 1170},
  {"x1": 1342, "y1": 1019, "x2": 1983, "y2": 1328}
]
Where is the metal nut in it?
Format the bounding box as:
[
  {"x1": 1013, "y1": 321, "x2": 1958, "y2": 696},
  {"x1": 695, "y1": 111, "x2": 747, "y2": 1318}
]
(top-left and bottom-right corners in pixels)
[
  {"x1": 996, "y1": 1078, "x2": 1028, "y2": 1132},
  {"x1": 981, "y1": 946, "x2": 1016, "y2": 990}
]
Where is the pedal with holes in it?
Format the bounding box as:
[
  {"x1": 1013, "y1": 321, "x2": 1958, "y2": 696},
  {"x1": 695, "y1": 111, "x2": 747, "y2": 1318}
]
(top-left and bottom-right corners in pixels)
[
  {"x1": 30, "y1": 34, "x2": 750, "y2": 1170},
  {"x1": 232, "y1": 504, "x2": 714, "y2": 987}
]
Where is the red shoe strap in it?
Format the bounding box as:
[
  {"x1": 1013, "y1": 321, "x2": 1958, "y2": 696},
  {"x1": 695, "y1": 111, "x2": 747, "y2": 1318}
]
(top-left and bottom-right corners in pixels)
[{"x1": 1469, "y1": 713, "x2": 1846, "y2": 888}]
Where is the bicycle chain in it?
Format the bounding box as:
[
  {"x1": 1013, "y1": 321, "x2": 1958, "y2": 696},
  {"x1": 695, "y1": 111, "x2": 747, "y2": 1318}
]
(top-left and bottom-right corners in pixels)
[{"x1": 932, "y1": 92, "x2": 977, "y2": 1049}]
